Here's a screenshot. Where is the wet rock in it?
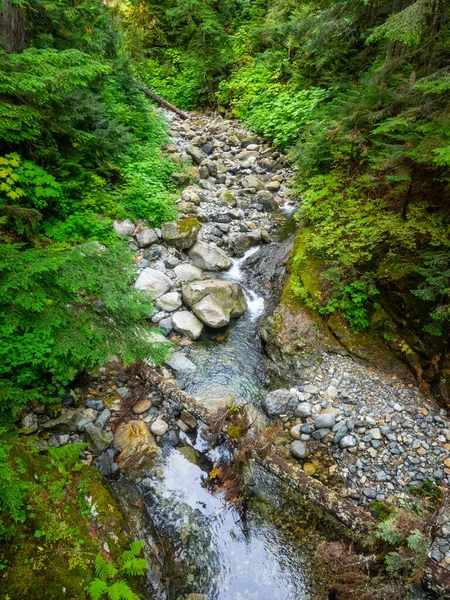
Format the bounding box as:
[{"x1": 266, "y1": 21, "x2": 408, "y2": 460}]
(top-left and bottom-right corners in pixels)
[
  {"x1": 132, "y1": 399, "x2": 152, "y2": 415},
  {"x1": 174, "y1": 263, "x2": 205, "y2": 282},
  {"x1": 290, "y1": 424, "x2": 303, "y2": 440},
  {"x1": 228, "y1": 231, "x2": 260, "y2": 257},
  {"x1": 160, "y1": 429, "x2": 181, "y2": 448},
  {"x1": 186, "y1": 145, "x2": 206, "y2": 165},
  {"x1": 42, "y1": 409, "x2": 78, "y2": 434},
  {"x1": 93, "y1": 448, "x2": 119, "y2": 478},
  {"x1": 262, "y1": 389, "x2": 297, "y2": 417},
  {"x1": 180, "y1": 410, "x2": 197, "y2": 429},
  {"x1": 159, "y1": 316, "x2": 173, "y2": 335},
  {"x1": 241, "y1": 174, "x2": 264, "y2": 191},
  {"x1": 172, "y1": 311, "x2": 204, "y2": 340},
  {"x1": 113, "y1": 219, "x2": 135, "y2": 236},
  {"x1": 339, "y1": 435, "x2": 357, "y2": 449},
  {"x1": 333, "y1": 427, "x2": 348, "y2": 445},
  {"x1": 312, "y1": 428, "x2": 330, "y2": 440},
  {"x1": 182, "y1": 279, "x2": 247, "y2": 328},
  {"x1": 134, "y1": 268, "x2": 172, "y2": 298},
  {"x1": 94, "y1": 408, "x2": 111, "y2": 429},
  {"x1": 188, "y1": 241, "x2": 232, "y2": 271},
  {"x1": 114, "y1": 421, "x2": 159, "y2": 475},
  {"x1": 84, "y1": 423, "x2": 114, "y2": 453},
  {"x1": 161, "y1": 219, "x2": 201, "y2": 250},
  {"x1": 290, "y1": 440, "x2": 309, "y2": 459},
  {"x1": 165, "y1": 352, "x2": 197, "y2": 372},
  {"x1": 156, "y1": 292, "x2": 182, "y2": 312},
  {"x1": 254, "y1": 190, "x2": 278, "y2": 211},
  {"x1": 76, "y1": 409, "x2": 96, "y2": 433},
  {"x1": 135, "y1": 227, "x2": 158, "y2": 248},
  {"x1": 176, "y1": 418, "x2": 190, "y2": 433}
]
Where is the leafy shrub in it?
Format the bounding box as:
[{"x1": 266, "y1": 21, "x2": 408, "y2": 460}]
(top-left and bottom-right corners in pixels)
[
  {"x1": 0, "y1": 242, "x2": 170, "y2": 424},
  {"x1": 0, "y1": 431, "x2": 29, "y2": 540},
  {"x1": 217, "y1": 63, "x2": 328, "y2": 146},
  {"x1": 375, "y1": 509, "x2": 430, "y2": 579},
  {"x1": 42, "y1": 213, "x2": 118, "y2": 245},
  {"x1": 116, "y1": 141, "x2": 177, "y2": 224}
]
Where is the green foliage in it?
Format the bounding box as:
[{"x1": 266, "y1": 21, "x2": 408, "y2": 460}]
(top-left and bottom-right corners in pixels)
[
  {"x1": 411, "y1": 251, "x2": 450, "y2": 336},
  {"x1": 217, "y1": 63, "x2": 328, "y2": 146},
  {"x1": 0, "y1": 242, "x2": 170, "y2": 424},
  {"x1": 88, "y1": 542, "x2": 148, "y2": 600},
  {"x1": 0, "y1": 432, "x2": 28, "y2": 540},
  {"x1": 375, "y1": 509, "x2": 430, "y2": 579},
  {"x1": 116, "y1": 140, "x2": 178, "y2": 224}
]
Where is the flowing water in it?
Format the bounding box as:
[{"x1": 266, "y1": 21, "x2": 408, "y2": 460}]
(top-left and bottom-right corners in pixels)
[
  {"x1": 178, "y1": 247, "x2": 270, "y2": 406},
  {"x1": 139, "y1": 245, "x2": 338, "y2": 600}
]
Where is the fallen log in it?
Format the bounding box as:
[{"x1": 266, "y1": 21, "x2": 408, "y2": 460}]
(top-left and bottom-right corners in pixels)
[
  {"x1": 144, "y1": 367, "x2": 373, "y2": 534},
  {"x1": 143, "y1": 366, "x2": 450, "y2": 596},
  {"x1": 134, "y1": 80, "x2": 190, "y2": 120}
]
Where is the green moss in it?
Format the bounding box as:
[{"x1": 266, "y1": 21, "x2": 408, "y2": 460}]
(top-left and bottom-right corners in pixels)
[
  {"x1": 175, "y1": 218, "x2": 201, "y2": 235},
  {"x1": 369, "y1": 501, "x2": 395, "y2": 521},
  {"x1": 0, "y1": 441, "x2": 132, "y2": 600},
  {"x1": 227, "y1": 425, "x2": 244, "y2": 439}
]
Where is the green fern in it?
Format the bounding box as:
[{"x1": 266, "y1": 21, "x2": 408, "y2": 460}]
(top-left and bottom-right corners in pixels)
[
  {"x1": 95, "y1": 554, "x2": 118, "y2": 581},
  {"x1": 107, "y1": 581, "x2": 140, "y2": 600},
  {"x1": 88, "y1": 579, "x2": 109, "y2": 600},
  {"x1": 87, "y1": 543, "x2": 148, "y2": 600},
  {"x1": 47, "y1": 443, "x2": 87, "y2": 471}
]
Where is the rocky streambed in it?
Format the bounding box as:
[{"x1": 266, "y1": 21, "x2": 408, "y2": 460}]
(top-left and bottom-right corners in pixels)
[{"x1": 22, "y1": 109, "x2": 450, "y2": 598}]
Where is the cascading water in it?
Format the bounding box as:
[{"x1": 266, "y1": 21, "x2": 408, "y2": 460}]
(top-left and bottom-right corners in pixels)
[{"x1": 176, "y1": 247, "x2": 270, "y2": 406}]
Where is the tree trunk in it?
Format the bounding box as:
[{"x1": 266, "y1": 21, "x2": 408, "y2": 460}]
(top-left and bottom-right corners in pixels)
[{"x1": 0, "y1": 1, "x2": 28, "y2": 52}]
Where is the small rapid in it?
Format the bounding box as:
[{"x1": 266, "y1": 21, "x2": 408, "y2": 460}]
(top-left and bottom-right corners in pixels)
[{"x1": 177, "y1": 247, "x2": 270, "y2": 406}]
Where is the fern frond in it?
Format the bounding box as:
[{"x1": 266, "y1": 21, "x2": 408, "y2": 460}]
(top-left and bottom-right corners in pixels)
[
  {"x1": 120, "y1": 557, "x2": 148, "y2": 577},
  {"x1": 129, "y1": 541, "x2": 145, "y2": 556},
  {"x1": 107, "y1": 581, "x2": 140, "y2": 600},
  {"x1": 88, "y1": 578, "x2": 109, "y2": 600},
  {"x1": 95, "y1": 553, "x2": 118, "y2": 581}
]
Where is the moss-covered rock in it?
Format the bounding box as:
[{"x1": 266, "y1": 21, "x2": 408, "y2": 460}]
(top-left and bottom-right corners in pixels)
[
  {"x1": 0, "y1": 441, "x2": 133, "y2": 600},
  {"x1": 161, "y1": 218, "x2": 202, "y2": 249}
]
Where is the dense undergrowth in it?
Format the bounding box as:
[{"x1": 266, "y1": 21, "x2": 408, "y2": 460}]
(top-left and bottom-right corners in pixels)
[{"x1": 0, "y1": 0, "x2": 177, "y2": 425}]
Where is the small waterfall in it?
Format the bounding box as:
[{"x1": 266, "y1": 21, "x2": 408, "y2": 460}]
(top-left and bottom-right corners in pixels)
[{"x1": 222, "y1": 246, "x2": 265, "y2": 320}]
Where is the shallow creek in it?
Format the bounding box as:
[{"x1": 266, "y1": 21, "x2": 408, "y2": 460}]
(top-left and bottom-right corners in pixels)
[{"x1": 138, "y1": 239, "x2": 343, "y2": 600}]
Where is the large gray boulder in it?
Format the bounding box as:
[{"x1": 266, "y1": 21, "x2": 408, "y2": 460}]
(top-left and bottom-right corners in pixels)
[
  {"x1": 182, "y1": 280, "x2": 247, "y2": 328},
  {"x1": 228, "y1": 231, "x2": 261, "y2": 257},
  {"x1": 161, "y1": 219, "x2": 201, "y2": 250},
  {"x1": 262, "y1": 389, "x2": 297, "y2": 417},
  {"x1": 165, "y1": 352, "x2": 197, "y2": 372},
  {"x1": 113, "y1": 219, "x2": 135, "y2": 236},
  {"x1": 172, "y1": 311, "x2": 204, "y2": 340},
  {"x1": 174, "y1": 263, "x2": 205, "y2": 282},
  {"x1": 156, "y1": 292, "x2": 182, "y2": 312},
  {"x1": 42, "y1": 409, "x2": 78, "y2": 434},
  {"x1": 135, "y1": 227, "x2": 158, "y2": 248},
  {"x1": 188, "y1": 241, "x2": 232, "y2": 271},
  {"x1": 134, "y1": 268, "x2": 172, "y2": 298}
]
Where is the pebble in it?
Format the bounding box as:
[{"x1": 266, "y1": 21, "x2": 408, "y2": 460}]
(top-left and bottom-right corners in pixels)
[{"x1": 132, "y1": 399, "x2": 152, "y2": 415}]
